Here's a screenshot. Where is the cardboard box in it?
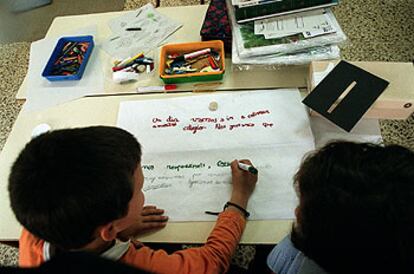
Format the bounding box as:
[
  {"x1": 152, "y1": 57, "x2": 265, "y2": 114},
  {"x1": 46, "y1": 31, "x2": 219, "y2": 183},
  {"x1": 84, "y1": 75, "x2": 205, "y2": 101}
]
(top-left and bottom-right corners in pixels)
[{"x1": 308, "y1": 60, "x2": 414, "y2": 119}]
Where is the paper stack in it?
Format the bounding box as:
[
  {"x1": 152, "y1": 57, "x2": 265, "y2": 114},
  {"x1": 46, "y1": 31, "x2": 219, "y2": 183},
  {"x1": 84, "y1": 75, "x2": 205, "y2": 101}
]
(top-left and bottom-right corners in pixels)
[
  {"x1": 227, "y1": 0, "x2": 347, "y2": 66},
  {"x1": 231, "y1": 0, "x2": 339, "y2": 24}
]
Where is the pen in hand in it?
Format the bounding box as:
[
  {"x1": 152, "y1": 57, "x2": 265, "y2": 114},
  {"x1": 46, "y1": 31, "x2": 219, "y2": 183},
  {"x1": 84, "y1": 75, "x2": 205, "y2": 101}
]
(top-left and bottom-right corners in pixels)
[
  {"x1": 238, "y1": 162, "x2": 258, "y2": 175},
  {"x1": 205, "y1": 160, "x2": 258, "y2": 217}
]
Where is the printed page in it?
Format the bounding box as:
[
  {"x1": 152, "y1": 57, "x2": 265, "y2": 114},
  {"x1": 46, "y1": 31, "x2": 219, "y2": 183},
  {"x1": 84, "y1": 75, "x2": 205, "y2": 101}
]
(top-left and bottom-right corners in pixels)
[{"x1": 254, "y1": 9, "x2": 336, "y2": 39}]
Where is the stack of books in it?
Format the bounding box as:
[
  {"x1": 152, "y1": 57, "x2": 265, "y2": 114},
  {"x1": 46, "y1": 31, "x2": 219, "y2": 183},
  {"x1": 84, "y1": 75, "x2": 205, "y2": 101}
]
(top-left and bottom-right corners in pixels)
[{"x1": 227, "y1": 0, "x2": 347, "y2": 66}]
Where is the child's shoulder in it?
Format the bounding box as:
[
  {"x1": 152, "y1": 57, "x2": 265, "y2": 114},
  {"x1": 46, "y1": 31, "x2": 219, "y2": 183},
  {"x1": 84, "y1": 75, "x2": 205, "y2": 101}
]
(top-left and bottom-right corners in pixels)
[{"x1": 267, "y1": 235, "x2": 327, "y2": 274}]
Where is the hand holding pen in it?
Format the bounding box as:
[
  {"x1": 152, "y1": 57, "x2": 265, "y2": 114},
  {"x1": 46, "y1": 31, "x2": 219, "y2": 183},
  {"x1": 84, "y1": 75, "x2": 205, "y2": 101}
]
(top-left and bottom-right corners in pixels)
[
  {"x1": 229, "y1": 159, "x2": 258, "y2": 211},
  {"x1": 204, "y1": 159, "x2": 258, "y2": 218}
]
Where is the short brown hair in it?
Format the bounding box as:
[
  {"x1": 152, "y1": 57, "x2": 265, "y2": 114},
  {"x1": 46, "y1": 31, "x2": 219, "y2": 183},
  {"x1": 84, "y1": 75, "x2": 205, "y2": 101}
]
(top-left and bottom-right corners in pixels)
[
  {"x1": 9, "y1": 126, "x2": 142, "y2": 249},
  {"x1": 292, "y1": 141, "x2": 414, "y2": 274}
]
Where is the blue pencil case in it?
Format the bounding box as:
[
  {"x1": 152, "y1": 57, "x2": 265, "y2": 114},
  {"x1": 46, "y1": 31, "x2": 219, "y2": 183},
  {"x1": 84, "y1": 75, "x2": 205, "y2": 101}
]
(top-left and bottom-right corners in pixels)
[{"x1": 42, "y1": 35, "x2": 94, "y2": 81}]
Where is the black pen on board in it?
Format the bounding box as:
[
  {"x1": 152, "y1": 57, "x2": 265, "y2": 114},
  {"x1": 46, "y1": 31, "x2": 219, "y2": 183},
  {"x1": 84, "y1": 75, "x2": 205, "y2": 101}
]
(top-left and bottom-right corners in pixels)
[
  {"x1": 125, "y1": 27, "x2": 142, "y2": 31},
  {"x1": 238, "y1": 162, "x2": 258, "y2": 175}
]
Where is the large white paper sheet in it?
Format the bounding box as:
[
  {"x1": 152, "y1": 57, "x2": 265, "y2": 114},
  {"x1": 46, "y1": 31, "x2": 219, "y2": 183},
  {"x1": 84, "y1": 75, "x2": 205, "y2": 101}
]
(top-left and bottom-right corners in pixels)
[{"x1": 117, "y1": 90, "x2": 315, "y2": 221}]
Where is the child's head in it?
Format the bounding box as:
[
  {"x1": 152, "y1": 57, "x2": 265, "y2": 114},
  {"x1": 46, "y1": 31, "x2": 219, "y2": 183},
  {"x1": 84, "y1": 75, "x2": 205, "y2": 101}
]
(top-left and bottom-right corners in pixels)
[
  {"x1": 9, "y1": 126, "x2": 144, "y2": 250},
  {"x1": 291, "y1": 141, "x2": 414, "y2": 274}
]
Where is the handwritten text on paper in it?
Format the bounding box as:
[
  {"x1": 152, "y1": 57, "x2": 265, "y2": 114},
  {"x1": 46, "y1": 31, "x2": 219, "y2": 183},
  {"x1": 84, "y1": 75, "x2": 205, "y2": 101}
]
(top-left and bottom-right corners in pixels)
[
  {"x1": 151, "y1": 109, "x2": 274, "y2": 134},
  {"x1": 117, "y1": 90, "x2": 315, "y2": 221}
]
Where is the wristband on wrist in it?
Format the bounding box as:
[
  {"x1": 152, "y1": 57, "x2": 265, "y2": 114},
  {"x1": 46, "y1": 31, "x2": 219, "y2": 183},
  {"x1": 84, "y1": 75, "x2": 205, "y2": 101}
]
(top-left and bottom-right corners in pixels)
[
  {"x1": 224, "y1": 201, "x2": 250, "y2": 218},
  {"x1": 204, "y1": 201, "x2": 250, "y2": 218}
]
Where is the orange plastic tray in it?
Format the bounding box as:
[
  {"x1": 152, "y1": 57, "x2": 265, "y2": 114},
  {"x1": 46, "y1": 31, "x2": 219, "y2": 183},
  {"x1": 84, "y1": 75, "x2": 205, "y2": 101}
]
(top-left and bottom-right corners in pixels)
[{"x1": 159, "y1": 40, "x2": 225, "y2": 84}]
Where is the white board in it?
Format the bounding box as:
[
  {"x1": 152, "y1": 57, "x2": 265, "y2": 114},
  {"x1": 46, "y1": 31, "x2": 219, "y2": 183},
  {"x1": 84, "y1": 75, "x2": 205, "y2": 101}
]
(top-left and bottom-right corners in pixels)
[{"x1": 117, "y1": 90, "x2": 315, "y2": 221}]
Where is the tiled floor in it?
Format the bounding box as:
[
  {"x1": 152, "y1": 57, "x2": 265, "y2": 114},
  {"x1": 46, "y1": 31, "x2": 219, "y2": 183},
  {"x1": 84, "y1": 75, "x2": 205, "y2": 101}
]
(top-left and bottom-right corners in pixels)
[
  {"x1": 1, "y1": 0, "x2": 413, "y2": 267},
  {"x1": 334, "y1": 0, "x2": 414, "y2": 62},
  {"x1": 0, "y1": 0, "x2": 124, "y2": 43}
]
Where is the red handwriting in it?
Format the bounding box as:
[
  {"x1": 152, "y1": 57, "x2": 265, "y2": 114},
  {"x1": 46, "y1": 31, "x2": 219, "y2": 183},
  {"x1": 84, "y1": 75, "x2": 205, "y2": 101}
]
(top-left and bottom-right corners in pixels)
[
  {"x1": 167, "y1": 116, "x2": 180, "y2": 123},
  {"x1": 151, "y1": 110, "x2": 274, "y2": 134},
  {"x1": 183, "y1": 124, "x2": 206, "y2": 134},
  {"x1": 215, "y1": 123, "x2": 226, "y2": 130},
  {"x1": 152, "y1": 122, "x2": 177, "y2": 128},
  {"x1": 191, "y1": 117, "x2": 217, "y2": 123},
  {"x1": 152, "y1": 116, "x2": 179, "y2": 124},
  {"x1": 152, "y1": 116, "x2": 179, "y2": 128},
  {"x1": 247, "y1": 110, "x2": 270, "y2": 119},
  {"x1": 229, "y1": 123, "x2": 255, "y2": 130}
]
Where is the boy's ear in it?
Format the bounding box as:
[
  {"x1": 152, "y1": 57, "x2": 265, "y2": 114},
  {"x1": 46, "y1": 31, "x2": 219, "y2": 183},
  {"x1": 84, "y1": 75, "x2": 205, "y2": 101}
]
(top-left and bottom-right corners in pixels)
[
  {"x1": 294, "y1": 206, "x2": 302, "y2": 228},
  {"x1": 98, "y1": 222, "x2": 118, "y2": 242},
  {"x1": 295, "y1": 206, "x2": 300, "y2": 219}
]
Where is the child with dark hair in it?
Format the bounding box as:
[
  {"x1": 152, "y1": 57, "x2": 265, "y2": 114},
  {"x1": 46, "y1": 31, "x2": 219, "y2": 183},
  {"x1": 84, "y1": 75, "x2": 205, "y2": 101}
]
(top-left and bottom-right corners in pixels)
[
  {"x1": 267, "y1": 141, "x2": 414, "y2": 274},
  {"x1": 9, "y1": 126, "x2": 258, "y2": 273}
]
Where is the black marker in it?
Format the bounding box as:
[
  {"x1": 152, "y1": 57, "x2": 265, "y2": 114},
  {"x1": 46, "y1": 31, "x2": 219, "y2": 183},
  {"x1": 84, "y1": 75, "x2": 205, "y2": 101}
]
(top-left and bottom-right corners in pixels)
[{"x1": 238, "y1": 162, "x2": 258, "y2": 175}]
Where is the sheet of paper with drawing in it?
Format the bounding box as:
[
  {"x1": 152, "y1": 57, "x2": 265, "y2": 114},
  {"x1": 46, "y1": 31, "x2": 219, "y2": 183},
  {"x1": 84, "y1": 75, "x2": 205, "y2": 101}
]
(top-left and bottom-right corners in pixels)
[
  {"x1": 117, "y1": 90, "x2": 315, "y2": 221},
  {"x1": 102, "y1": 4, "x2": 182, "y2": 58}
]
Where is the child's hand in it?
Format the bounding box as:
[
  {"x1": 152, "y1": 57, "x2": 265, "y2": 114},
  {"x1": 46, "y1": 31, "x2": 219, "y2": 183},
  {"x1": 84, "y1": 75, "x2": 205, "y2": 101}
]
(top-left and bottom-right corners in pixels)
[
  {"x1": 118, "y1": 205, "x2": 168, "y2": 240},
  {"x1": 139, "y1": 205, "x2": 169, "y2": 230},
  {"x1": 229, "y1": 159, "x2": 258, "y2": 209}
]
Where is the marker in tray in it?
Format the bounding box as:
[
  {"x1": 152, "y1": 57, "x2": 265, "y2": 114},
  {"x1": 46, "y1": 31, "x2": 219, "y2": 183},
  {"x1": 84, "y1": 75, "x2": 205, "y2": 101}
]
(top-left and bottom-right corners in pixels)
[
  {"x1": 165, "y1": 48, "x2": 221, "y2": 75},
  {"x1": 52, "y1": 42, "x2": 89, "y2": 76},
  {"x1": 112, "y1": 52, "x2": 155, "y2": 84}
]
